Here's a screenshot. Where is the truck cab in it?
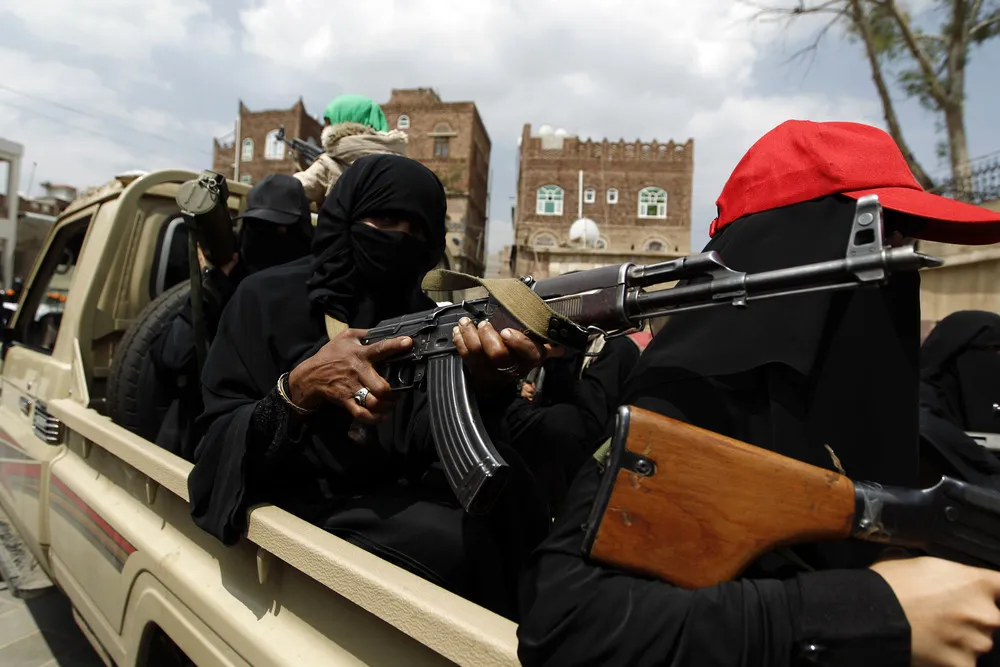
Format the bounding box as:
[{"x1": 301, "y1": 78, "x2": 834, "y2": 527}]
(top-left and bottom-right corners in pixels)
[{"x1": 0, "y1": 170, "x2": 516, "y2": 666}]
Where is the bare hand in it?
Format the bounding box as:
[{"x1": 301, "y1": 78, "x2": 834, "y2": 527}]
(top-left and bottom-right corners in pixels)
[
  {"x1": 870, "y1": 556, "x2": 1000, "y2": 667},
  {"x1": 197, "y1": 244, "x2": 239, "y2": 276},
  {"x1": 287, "y1": 328, "x2": 412, "y2": 423},
  {"x1": 453, "y1": 317, "x2": 546, "y2": 393},
  {"x1": 520, "y1": 381, "x2": 536, "y2": 400}
]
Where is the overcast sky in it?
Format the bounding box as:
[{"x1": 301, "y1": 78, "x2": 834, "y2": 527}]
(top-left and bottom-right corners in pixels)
[{"x1": 1, "y1": 0, "x2": 997, "y2": 254}]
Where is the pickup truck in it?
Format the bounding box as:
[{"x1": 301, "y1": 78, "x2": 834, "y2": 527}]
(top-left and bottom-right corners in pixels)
[{"x1": 0, "y1": 169, "x2": 518, "y2": 667}]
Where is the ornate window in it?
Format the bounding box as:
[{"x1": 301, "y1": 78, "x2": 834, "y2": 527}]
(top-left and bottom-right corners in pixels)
[
  {"x1": 397, "y1": 114, "x2": 410, "y2": 129},
  {"x1": 584, "y1": 187, "x2": 596, "y2": 204},
  {"x1": 533, "y1": 232, "x2": 558, "y2": 248},
  {"x1": 536, "y1": 185, "x2": 564, "y2": 215},
  {"x1": 596, "y1": 237, "x2": 608, "y2": 249},
  {"x1": 645, "y1": 239, "x2": 666, "y2": 252},
  {"x1": 638, "y1": 187, "x2": 667, "y2": 218},
  {"x1": 607, "y1": 188, "x2": 619, "y2": 205},
  {"x1": 265, "y1": 130, "x2": 285, "y2": 160},
  {"x1": 241, "y1": 138, "x2": 253, "y2": 162}
]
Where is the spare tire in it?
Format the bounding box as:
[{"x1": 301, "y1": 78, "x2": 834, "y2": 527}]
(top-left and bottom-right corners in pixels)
[{"x1": 107, "y1": 280, "x2": 191, "y2": 441}]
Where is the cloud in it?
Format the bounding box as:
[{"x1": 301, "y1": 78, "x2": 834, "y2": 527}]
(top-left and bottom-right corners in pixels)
[{"x1": 0, "y1": 0, "x2": 233, "y2": 62}]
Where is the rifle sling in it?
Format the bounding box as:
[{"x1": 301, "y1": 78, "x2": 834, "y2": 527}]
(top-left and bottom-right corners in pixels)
[{"x1": 421, "y1": 269, "x2": 580, "y2": 345}]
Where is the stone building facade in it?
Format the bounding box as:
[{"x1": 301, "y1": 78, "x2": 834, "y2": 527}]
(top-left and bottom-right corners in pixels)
[
  {"x1": 212, "y1": 98, "x2": 323, "y2": 187},
  {"x1": 381, "y1": 88, "x2": 491, "y2": 275},
  {"x1": 511, "y1": 124, "x2": 694, "y2": 279},
  {"x1": 210, "y1": 90, "x2": 491, "y2": 276}
]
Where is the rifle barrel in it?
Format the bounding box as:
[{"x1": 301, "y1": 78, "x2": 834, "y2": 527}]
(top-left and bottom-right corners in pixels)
[{"x1": 631, "y1": 246, "x2": 942, "y2": 316}]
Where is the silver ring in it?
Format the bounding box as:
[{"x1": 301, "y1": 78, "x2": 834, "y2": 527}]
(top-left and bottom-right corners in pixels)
[{"x1": 352, "y1": 387, "x2": 370, "y2": 407}]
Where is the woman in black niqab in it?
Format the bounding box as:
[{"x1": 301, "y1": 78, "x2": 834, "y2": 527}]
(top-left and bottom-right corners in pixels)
[
  {"x1": 188, "y1": 154, "x2": 548, "y2": 619},
  {"x1": 918, "y1": 310, "x2": 1000, "y2": 486},
  {"x1": 517, "y1": 196, "x2": 926, "y2": 666}
]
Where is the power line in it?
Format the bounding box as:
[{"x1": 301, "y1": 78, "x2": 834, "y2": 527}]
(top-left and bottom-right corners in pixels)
[
  {"x1": 0, "y1": 82, "x2": 214, "y2": 157},
  {"x1": 0, "y1": 97, "x2": 189, "y2": 166}
]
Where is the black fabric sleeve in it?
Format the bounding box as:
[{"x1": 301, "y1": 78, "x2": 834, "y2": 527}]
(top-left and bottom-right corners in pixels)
[{"x1": 516, "y1": 457, "x2": 912, "y2": 667}]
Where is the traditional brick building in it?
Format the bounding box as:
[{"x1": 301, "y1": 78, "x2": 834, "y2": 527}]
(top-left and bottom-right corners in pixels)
[
  {"x1": 511, "y1": 124, "x2": 694, "y2": 279},
  {"x1": 211, "y1": 90, "x2": 491, "y2": 275},
  {"x1": 381, "y1": 89, "x2": 491, "y2": 275},
  {"x1": 212, "y1": 98, "x2": 323, "y2": 186}
]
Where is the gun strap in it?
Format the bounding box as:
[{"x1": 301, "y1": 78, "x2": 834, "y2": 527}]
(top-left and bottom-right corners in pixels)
[
  {"x1": 325, "y1": 315, "x2": 348, "y2": 340},
  {"x1": 421, "y1": 269, "x2": 576, "y2": 344}
]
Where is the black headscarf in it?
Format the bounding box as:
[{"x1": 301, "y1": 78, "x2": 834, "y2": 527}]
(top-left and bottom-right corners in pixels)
[
  {"x1": 920, "y1": 310, "x2": 1000, "y2": 431},
  {"x1": 516, "y1": 195, "x2": 925, "y2": 666},
  {"x1": 918, "y1": 310, "x2": 1000, "y2": 487},
  {"x1": 307, "y1": 154, "x2": 447, "y2": 326},
  {"x1": 622, "y1": 194, "x2": 922, "y2": 563},
  {"x1": 189, "y1": 154, "x2": 448, "y2": 544},
  {"x1": 238, "y1": 209, "x2": 314, "y2": 275}
]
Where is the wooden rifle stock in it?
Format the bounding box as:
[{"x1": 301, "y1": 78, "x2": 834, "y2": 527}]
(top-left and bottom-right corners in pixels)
[{"x1": 582, "y1": 406, "x2": 1000, "y2": 588}]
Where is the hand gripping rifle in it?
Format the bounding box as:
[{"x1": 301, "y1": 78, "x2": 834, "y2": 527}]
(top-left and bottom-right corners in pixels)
[{"x1": 362, "y1": 195, "x2": 944, "y2": 515}]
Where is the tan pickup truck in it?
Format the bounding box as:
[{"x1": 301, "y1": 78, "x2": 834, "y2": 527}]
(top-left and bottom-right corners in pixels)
[{"x1": 0, "y1": 170, "x2": 519, "y2": 666}]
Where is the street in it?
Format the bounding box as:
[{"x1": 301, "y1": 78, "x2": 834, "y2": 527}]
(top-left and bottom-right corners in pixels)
[{"x1": 0, "y1": 580, "x2": 103, "y2": 666}]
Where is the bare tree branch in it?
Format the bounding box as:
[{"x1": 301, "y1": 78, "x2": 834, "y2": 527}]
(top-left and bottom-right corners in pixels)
[
  {"x1": 781, "y1": 12, "x2": 846, "y2": 66},
  {"x1": 882, "y1": 0, "x2": 950, "y2": 104},
  {"x1": 970, "y1": 15, "x2": 1000, "y2": 37},
  {"x1": 970, "y1": 0, "x2": 986, "y2": 23},
  {"x1": 849, "y1": 0, "x2": 935, "y2": 188}
]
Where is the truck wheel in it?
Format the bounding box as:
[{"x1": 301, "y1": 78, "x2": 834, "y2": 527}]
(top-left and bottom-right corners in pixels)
[{"x1": 107, "y1": 280, "x2": 191, "y2": 442}]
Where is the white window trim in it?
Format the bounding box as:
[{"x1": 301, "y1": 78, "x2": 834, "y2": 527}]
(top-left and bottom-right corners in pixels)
[
  {"x1": 584, "y1": 187, "x2": 596, "y2": 204},
  {"x1": 638, "y1": 187, "x2": 668, "y2": 219},
  {"x1": 264, "y1": 130, "x2": 285, "y2": 160},
  {"x1": 532, "y1": 233, "x2": 558, "y2": 248},
  {"x1": 241, "y1": 138, "x2": 254, "y2": 162},
  {"x1": 240, "y1": 174, "x2": 252, "y2": 184},
  {"x1": 606, "y1": 188, "x2": 619, "y2": 204},
  {"x1": 398, "y1": 114, "x2": 410, "y2": 129},
  {"x1": 536, "y1": 185, "x2": 565, "y2": 216}
]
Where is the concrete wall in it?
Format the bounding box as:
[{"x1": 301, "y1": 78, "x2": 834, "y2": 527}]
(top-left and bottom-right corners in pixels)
[{"x1": 0, "y1": 137, "x2": 23, "y2": 288}]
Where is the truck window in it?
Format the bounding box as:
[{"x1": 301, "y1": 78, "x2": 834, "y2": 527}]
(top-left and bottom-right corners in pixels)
[
  {"x1": 17, "y1": 217, "x2": 90, "y2": 353},
  {"x1": 149, "y1": 215, "x2": 190, "y2": 298}
]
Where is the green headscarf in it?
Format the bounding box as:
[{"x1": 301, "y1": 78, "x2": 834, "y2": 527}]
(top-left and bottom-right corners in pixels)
[{"x1": 322, "y1": 95, "x2": 389, "y2": 132}]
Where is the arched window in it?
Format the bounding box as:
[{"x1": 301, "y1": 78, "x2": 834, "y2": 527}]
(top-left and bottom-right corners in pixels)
[
  {"x1": 433, "y1": 122, "x2": 453, "y2": 133},
  {"x1": 241, "y1": 138, "x2": 254, "y2": 162},
  {"x1": 645, "y1": 239, "x2": 666, "y2": 252},
  {"x1": 584, "y1": 187, "x2": 596, "y2": 204},
  {"x1": 596, "y1": 237, "x2": 608, "y2": 250},
  {"x1": 397, "y1": 114, "x2": 410, "y2": 129},
  {"x1": 533, "y1": 232, "x2": 558, "y2": 248},
  {"x1": 265, "y1": 130, "x2": 285, "y2": 160},
  {"x1": 606, "y1": 188, "x2": 619, "y2": 205},
  {"x1": 638, "y1": 187, "x2": 667, "y2": 218},
  {"x1": 536, "y1": 185, "x2": 564, "y2": 215}
]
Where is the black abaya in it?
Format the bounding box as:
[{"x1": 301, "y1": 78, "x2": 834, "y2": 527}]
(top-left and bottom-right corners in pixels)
[
  {"x1": 187, "y1": 155, "x2": 548, "y2": 619},
  {"x1": 517, "y1": 196, "x2": 929, "y2": 666},
  {"x1": 918, "y1": 310, "x2": 1000, "y2": 486},
  {"x1": 504, "y1": 336, "x2": 641, "y2": 514}
]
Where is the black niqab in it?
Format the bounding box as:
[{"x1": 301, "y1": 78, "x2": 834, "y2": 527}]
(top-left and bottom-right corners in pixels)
[
  {"x1": 307, "y1": 155, "x2": 446, "y2": 325},
  {"x1": 188, "y1": 155, "x2": 546, "y2": 619},
  {"x1": 516, "y1": 195, "x2": 925, "y2": 666},
  {"x1": 918, "y1": 310, "x2": 1000, "y2": 487}
]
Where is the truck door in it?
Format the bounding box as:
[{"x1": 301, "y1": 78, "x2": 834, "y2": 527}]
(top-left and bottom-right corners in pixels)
[{"x1": 0, "y1": 211, "x2": 93, "y2": 559}]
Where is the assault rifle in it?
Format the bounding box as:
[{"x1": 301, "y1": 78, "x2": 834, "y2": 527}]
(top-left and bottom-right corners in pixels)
[
  {"x1": 582, "y1": 405, "x2": 1000, "y2": 587},
  {"x1": 276, "y1": 126, "x2": 322, "y2": 167},
  {"x1": 362, "y1": 195, "x2": 944, "y2": 514}
]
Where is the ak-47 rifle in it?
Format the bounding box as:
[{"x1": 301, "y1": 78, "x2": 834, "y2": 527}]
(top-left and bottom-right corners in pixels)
[
  {"x1": 582, "y1": 405, "x2": 1000, "y2": 588},
  {"x1": 276, "y1": 126, "x2": 323, "y2": 168},
  {"x1": 361, "y1": 195, "x2": 944, "y2": 515}
]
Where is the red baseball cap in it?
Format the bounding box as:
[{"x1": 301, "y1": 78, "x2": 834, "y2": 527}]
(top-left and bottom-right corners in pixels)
[{"x1": 709, "y1": 120, "x2": 1000, "y2": 245}]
